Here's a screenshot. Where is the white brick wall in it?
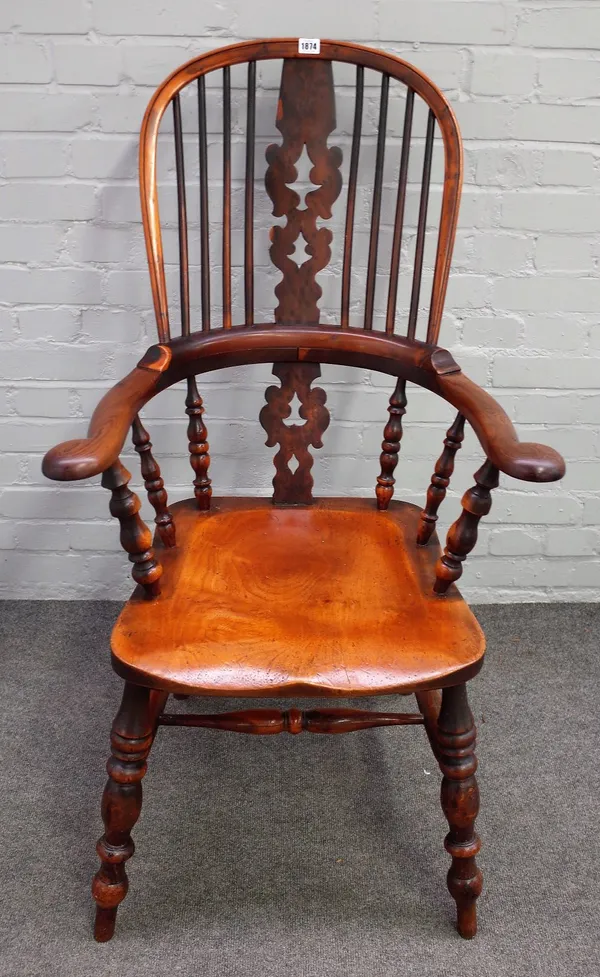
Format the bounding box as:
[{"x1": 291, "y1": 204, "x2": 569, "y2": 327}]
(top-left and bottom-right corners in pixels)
[{"x1": 1, "y1": 1, "x2": 599, "y2": 601}]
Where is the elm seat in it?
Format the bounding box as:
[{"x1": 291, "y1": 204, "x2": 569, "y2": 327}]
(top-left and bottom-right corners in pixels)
[{"x1": 111, "y1": 497, "x2": 485, "y2": 697}]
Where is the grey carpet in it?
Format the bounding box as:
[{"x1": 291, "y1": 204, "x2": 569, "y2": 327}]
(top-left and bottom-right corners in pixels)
[{"x1": 0, "y1": 601, "x2": 598, "y2": 977}]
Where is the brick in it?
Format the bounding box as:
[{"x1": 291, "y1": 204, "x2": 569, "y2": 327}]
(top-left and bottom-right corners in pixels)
[
  {"x1": 535, "y1": 235, "x2": 594, "y2": 274},
  {"x1": 491, "y1": 492, "x2": 581, "y2": 526},
  {"x1": 538, "y1": 57, "x2": 600, "y2": 102},
  {"x1": 523, "y1": 316, "x2": 587, "y2": 351},
  {"x1": 0, "y1": 184, "x2": 97, "y2": 221},
  {"x1": 561, "y1": 462, "x2": 600, "y2": 492},
  {"x1": 0, "y1": 344, "x2": 111, "y2": 381},
  {"x1": 0, "y1": 0, "x2": 92, "y2": 33},
  {"x1": 81, "y1": 309, "x2": 142, "y2": 343},
  {"x1": 493, "y1": 354, "x2": 600, "y2": 388},
  {"x1": 379, "y1": 2, "x2": 514, "y2": 44},
  {"x1": 0, "y1": 309, "x2": 16, "y2": 342},
  {"x1": 65, "y1": 224, "x2": 132, "y2": 264},
  {"x1": 235, "y1": 1, "x2": 376, "y2": 38},
  {"x1": 70, "y1": 137, "x2": 137, "y2": 179},
  {"x1": 0, "y1": 224, "x2": 63, "y2": 264},
  {"x1": 387, "y1": 48, "x2": 462, "y2": 92},
  {"x1": 540, "y1": 151, "x2": 599, "y2": 188},
  {"x1": 576, "y1": 394, "x2": 600, "y2": 423},
  {"x1": 501, "y1": 192, "x2": 600, "y2": 233},
  {"x1": 0, "y1": 268, "x2": 102, "y2": 306},
  {"x1": 95, "y1": 93, "x2": 152, "y2": 133},
  {"x1": 54, "y1": 42, "x2": 121, "y2": 86},
  {"x1": 471, "y1": 53, "x2": 536, "y2": 96},
  {"x1": 14, "y1": 521, "x2": 70, "y2": 552},
  {"x1": 583, "y1": 499, "x2": 600, "y2": 526},
  {"x1": 517, "y1": 7, "x2": 600, "y2": 50},
  {"x1": 0, "y1": 41, "x2": 52, "y2": 83},
  {"x1": 545, "y1": 528, "x2": 599, "y2": 557},
  {"x1": 92, "y1": 0, "x2": 231, "y2": 35},
  {"x1": 589, "y1": 326, "x2": 600, "y2": 353},
  {"x1": 122, "y1": 44, "x2": 196, "y2": 86},
  {"x1": 455, "y1": 102, "x2": 513, "y2": 141},
  {"x1": 18, "y1": 309, "x2": 80, "y2": 343},
  {"x1": 492, "y1": 277, "x2": 600, "y2": 314},
  {"x1": 0, "y1": 93, "x2": 94, "y2": 132},
  {"x1": 0, "y1": 522, "x2": 16, "y2": 549},
  {"x1": 11, "y1": 386, "x2": 72, "y2": 417},
  {"x1": 513, "y1": 394, "x2": 579, "y2": 425},
  {"x1": 462, "y1": 315, "x2": 522, "y2": 349},
  {"x1": 471, "y1": 232, "x2": 532, "y2": 275},
  {"x1": 0, "y1": 137, "x2": 68, "y2": 178},
  {"x1": 489, "y1": 529, "x2": 543, "y2": 556},
  {"x1": 472, "y1": 148, "x2": 537, "y2": 188},
  {"x1": 513, "y1": 104, "x2": 600, "y2": 143},
  {"x1": 0, "y1": 419, "x2": 86, "y2": 452}
]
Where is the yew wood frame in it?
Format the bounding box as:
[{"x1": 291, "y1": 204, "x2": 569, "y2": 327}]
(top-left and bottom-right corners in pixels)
[{"x1": 42, "y1": 38, "x2": 566, "y2": 946}]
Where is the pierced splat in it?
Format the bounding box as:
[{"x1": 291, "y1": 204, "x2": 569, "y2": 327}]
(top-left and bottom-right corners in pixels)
[
  {"x1": 265, "y1": 59, "x2": 343, "y2": 324},
  {"x1": 259, "y1": 362, "x2": 329, "y2": 505}
]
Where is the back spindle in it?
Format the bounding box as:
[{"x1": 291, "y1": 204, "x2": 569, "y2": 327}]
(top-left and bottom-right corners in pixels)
[
  {"x1": 417, "y1": 412, "x2": 465, "y2": 546},
  {"x1": 341, "y1": 65, "x2": 364, "y2": 329},
  {"x1": 197, "y1": 76, "x2": 211, "y2": 331},
  {"x1": 376, "y1": 378, "x2": 408, "y2": 510},
  {"x1": 386, "y1": 89, "x2": 414, "y2": 335},
  {"x1": 172, "y1": 94, "x2": 190, "y2": 337},
  {"x1": 245, "y1": 60, "x2": 256, "y2": 325},
  {"x1": 407, "y1": 109, "x2": 435, "y2": 340},
  {"x1": 364, "y1": 74, "x2": 389, "y2": 331},
  {"x1": 222, "y1": 66, "x2": 232, "y2": 329}
]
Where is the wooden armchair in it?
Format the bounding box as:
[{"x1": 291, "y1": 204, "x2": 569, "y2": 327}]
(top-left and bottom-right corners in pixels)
[{"x1": 43, "y1": 40, "x2": 565, "y2": 942}]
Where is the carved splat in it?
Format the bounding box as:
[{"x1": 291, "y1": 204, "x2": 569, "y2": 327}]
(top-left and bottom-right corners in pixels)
[
  {"x1": 434, "y1": 459, "x2": 499, "y2": 595},
  {"x1": 265, "y1": 59, "x2": 343, "y2": 324},
  {"x1": 417, "y1": 412, "x2": 466, "y2": 545},
  {"x1": 259, "y1": 362, "x2": 329, "y2": 505},
  {"x1": 185, "y1": 376, "x2": 212, "y2": 510},
  {"x1": 131, "y1": 415, "x2": 176, "y2": 548},
  {"x1": 376, "y1": 378, "x2": 408, "y2": 510}
]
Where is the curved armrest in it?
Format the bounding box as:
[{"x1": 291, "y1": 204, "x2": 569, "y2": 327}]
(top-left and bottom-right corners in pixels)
[
  {"x1": 437, "y1": 370, "x2": 565, "y2": 482},
  {"x1": 42, "y1": 351, "x2": 169, "y2": 481}
]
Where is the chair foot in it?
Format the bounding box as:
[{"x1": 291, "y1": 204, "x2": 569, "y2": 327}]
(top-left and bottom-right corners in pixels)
[
  {"x1": 436, "y1": 683, "x2": 482, "y2": 939},
  {"x1": 91, "y1": 682, "x2": 153, "y2": 942},
  {"x1": 93, "y1": 906, "x2": 118, "y2": 942}
]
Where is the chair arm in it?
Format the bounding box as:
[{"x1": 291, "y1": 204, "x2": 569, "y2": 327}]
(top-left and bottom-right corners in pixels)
[
  {"x1": 436, "y1": 370, "x2": 565, "y2": 483},
  {"x1": 42, "y1": 361, "x2": 165, "y2": 482}
]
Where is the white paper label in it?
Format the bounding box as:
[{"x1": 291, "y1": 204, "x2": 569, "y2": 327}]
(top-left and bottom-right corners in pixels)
[{"x1": 298, "y1": 38, "x2": 321, "y2": 54}]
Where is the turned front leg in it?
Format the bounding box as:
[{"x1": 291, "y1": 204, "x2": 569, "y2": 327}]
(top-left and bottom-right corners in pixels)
[
  {"x1": 92, "y1": 683, "x2": 153, "y2": 942},
  {"x1": 436, "y1": 683, "x2": 482, "y2": 939}
]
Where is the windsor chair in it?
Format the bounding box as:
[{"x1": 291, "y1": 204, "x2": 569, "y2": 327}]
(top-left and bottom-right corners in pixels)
[{"x1": 43, "y1": 39, "x2": 565, "y2": 943}]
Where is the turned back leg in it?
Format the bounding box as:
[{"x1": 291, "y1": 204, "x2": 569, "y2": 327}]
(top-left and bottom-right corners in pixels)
[
  {"x1": 436, "y1": 683, "x2": 482, "y2": 939},
  {"x1": 92, "y1": 683, "x2": 154, "y2": 942}
]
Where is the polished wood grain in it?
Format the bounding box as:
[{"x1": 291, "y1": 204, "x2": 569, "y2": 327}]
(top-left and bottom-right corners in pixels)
[
  {"x1": 110, "y1": 497, "x2": 485, "y2": 696},
  {"x1": 259, "y1": 362, "x2": 329, "y2": 505},
  {"x1": 265, "y1": 58, "x2": 342, "y2": 325},
  {"x1": 131, "y1": 415, "x2": 176, "y2": 548},
  {"x1": 158, "y1": 707, "x2": 425, "y2": 734}
]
